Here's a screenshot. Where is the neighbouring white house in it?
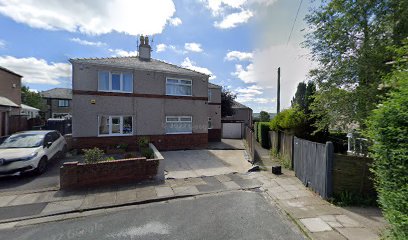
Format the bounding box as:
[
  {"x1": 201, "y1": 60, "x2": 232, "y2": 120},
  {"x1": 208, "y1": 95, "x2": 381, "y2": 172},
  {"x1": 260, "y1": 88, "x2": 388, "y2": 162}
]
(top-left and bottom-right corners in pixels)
[{"x1": 20, "y1": 104, "x2": 40, "y2": 119}]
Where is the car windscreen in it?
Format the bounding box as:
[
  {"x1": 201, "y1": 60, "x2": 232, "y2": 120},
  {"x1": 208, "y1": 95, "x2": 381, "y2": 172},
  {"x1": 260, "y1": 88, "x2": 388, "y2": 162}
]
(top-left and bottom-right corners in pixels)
[{"x1": 0, "y1": 134, "x2": 44, "y2": 148}]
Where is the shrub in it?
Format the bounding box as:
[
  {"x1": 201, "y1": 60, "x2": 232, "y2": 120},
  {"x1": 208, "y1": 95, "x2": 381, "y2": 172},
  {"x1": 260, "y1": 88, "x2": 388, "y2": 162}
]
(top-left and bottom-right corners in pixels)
[
  {"x1": 270, "y1": 107, "x2": 306, "y2": 132},
  {"x1": 257, "y1": 122, "x2": 270, "y2": 148},
  {"x1": 254, "y1": 122, "x2": 259, "y2": 141},
  {"x1": 366, "y1": 77, "x2": 408, "y2": 239},
  {"x1": 83, "y1": 147, "x2": 105, "y2": 163},
  {"x1": 104, "y1": 156, "x2": 116, "y2": 161},
  {"x1": 138, "y1": 136, "x2": 149, "y2": 149},
  {"x1": 141, "y1": 147, "x2": 154, "y2": 159},
  {"x1": 117, "y1": 143, "x2": 128, "y2": 150}
]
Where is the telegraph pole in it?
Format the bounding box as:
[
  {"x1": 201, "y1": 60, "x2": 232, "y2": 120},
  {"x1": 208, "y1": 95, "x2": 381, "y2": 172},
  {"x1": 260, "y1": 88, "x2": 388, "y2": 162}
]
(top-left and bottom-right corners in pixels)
[{"x1": 277, "y1": 67, "x2": 281, "y2": 114}]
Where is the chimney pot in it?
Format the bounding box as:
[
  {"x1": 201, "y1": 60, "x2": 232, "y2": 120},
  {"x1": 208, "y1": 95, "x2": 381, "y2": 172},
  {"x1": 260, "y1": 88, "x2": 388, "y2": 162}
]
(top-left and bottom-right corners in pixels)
[{"x1": 139, "y1": 35, "x2": 151, "y2": 60}]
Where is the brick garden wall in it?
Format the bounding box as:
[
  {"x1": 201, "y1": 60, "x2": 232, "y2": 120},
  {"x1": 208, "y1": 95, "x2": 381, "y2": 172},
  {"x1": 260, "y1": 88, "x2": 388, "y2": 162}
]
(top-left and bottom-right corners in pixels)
[
  {"x1": 208, "y1": 129, "x2": 221, "y2": 142},
  {"x1": 72, "y1": 133, "x2": 208, "y2": 151},
  {"x1": 60, "y1": 157, "x2": 160, "y2": 190}
]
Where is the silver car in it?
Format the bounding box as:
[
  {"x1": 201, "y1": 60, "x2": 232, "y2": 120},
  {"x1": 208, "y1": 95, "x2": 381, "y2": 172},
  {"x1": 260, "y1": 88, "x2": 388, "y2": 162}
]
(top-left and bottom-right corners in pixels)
[{"x1": 0, "y1": 130, "x2": 67, "y2": 175}]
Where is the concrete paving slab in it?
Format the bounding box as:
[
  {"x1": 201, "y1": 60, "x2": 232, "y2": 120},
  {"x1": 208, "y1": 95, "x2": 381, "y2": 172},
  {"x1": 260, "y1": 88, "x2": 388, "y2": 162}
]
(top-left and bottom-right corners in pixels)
[
  {"x1": 115, "y1": 189, "x2": 138, "y2": 204},
  {"x1": 215, "y1": 175, "x2": 231, "y2": 182},
  {"x1": 40, "y1": 202, "x2": 76, "y2": 215},
  {"x1": 282, "y1": 196, "x2": 329, "y2": 208},
  {"x1": 300, "y1": 217, "x2": 333, "y2": 232},
  {"x1": 286, "y1": 204, "x2": 343, "y2": 219},
  {"x1": 336, "y1": 227, "x2": 380, "y2": 240},
  {"x1": 287, "y1": 190, "x2": 314, "y2": 198},
  {"x1": 233, "y1": 179, "x2": 262, "y2": 189},
  {"x1": 0, "y1": 195, "x2": 17, "y2": 207},
  {"x1": 172, "y1": 186, "x2": 199, "y2": 196},
  {"x1": 196, "y1": 183, "x2": 225, "y2": 193},
  {"x1": 311, "y1": 230, "x2": 347, "y2": 240},
  {"x1": 0, "y1": 221, "x2": 17, "y2": 230},
  {"x1": 222, "y1": 181, "x2": 241, "y2": 190},
  {"x1": 155, "y1": 186, "x2": 174, "y2": 198},
  {"x1": 8, "y1": 192, "x2": 41, "y2": 206},
  {"x1": 335, "y1": 215, "x2": 360, "y2": 228},
  {"x1": 0, "y1": 202, "x2": 47, "y2": 220},
  {"x1": 136, "y1": 189, "x2": 157, "y2": 201}
]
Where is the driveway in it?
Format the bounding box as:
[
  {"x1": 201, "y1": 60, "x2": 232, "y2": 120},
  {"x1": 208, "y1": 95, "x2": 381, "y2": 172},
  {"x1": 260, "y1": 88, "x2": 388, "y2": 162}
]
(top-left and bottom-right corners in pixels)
[
  {"x1": 0, "y1": 154, "x2": 82, "y2": 194},
  {"x1": 163, "y1": 139, "x2": 253, "y2": 179}
]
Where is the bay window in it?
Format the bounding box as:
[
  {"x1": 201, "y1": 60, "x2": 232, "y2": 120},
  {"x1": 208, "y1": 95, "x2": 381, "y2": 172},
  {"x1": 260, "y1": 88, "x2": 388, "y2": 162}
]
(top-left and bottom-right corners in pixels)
[
  {"x1": 166, "y1": 78, "x2": 192, "y2": 96},
  {"x1": 98, "y1": 71, "x2": 133, "y2": 93},
  {"x1": 166, "y1": 116, "x2": 192, "y2": 134},
  {"x1": 98, "y1": 116, "x2": 133, "y2": 136}
]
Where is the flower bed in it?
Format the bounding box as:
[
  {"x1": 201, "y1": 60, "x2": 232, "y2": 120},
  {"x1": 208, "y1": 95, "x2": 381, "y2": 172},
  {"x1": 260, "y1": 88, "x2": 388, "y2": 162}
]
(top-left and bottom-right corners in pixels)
[{"x1": 60, "y1": 143, "x2": 164, "y2": 190}]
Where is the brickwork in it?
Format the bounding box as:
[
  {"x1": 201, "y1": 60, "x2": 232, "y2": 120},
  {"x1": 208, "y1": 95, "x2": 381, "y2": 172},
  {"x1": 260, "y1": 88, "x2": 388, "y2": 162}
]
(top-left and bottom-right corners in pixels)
[
  {"x1": 208, "y1": 129, "x2": 221, "y2": 142},
  {"x1": 60, "y1": 157, "x2": 159, "y2": 190},
  {"x1": 72, "y1": 133, "x2": 208, "y2": 151}
]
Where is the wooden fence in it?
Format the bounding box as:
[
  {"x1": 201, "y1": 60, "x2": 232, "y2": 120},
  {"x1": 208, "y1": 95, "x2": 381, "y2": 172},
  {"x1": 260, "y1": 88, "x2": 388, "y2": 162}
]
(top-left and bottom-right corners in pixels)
[
  {"x1": 269, "y1": 131, "x2": 294, "y2": 168},
  {"x1": 8, "y1": 115, "x2": 28, "y2": 134}
]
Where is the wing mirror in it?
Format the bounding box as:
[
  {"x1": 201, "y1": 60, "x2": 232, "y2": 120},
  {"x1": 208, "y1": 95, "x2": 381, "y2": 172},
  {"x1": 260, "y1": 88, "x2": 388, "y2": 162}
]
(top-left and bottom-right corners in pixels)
[{"x1": 44, "y1": 141, "x2": 53, "y2": 148}]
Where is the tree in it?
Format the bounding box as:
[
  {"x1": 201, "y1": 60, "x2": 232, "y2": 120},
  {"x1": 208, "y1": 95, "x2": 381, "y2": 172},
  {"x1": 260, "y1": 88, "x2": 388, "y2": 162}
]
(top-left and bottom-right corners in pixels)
[
  {"x1": 221, "y1": 88, "x2": 236, "y2": 118},
  {"x1": 21, "y1": 85, "x2": 44, "y2": 110},
  {"x1": 291, "y1": 81, "x2": 316, "y2": 114},
  {"x1": 259, "y1": 111, "x2": 270, "y2": 122},
  {"x1": 304, "y1": 0, "x2": 408, "y2": 131}
]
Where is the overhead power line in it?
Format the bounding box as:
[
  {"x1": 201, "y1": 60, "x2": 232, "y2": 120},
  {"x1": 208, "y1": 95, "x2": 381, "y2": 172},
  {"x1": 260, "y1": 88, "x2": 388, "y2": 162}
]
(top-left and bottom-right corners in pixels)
[{"x1": 287, "y1": 0, "x2": 304, "y2": 46}]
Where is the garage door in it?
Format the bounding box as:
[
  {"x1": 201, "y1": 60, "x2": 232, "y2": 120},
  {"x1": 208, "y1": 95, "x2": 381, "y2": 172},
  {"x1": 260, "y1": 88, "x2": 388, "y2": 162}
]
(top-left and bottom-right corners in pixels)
[{"x1": 222, "y1": 123, "x2": 242, "y2": 139}]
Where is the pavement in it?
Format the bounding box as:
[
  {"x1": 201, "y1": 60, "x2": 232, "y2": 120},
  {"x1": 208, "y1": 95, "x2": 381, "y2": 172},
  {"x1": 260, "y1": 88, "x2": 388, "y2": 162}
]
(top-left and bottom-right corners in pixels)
[{"x1": 0, "y1": 191, "x2": 305, "y2": 240}]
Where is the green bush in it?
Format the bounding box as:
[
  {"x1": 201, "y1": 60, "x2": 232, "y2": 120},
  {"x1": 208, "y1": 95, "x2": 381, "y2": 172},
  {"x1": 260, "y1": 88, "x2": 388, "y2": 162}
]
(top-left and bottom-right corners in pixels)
[
  {"x1": 254, "y1": 122, "x2": 259, "y2": 141},
  {"x1": 257, "y1": 122, "x2": 270, "y2": 148},
  {"x1": 138, "y1": 136, "x2": 149, "y2": 149},
  {"x1": 366, "y1": 77, "x2": 408, "y2": 239},
  {"x1": 141, "y1": 147, "x2": 154, "y2": 159},
  {"x1": 82, "y1": 147, "x2": 105, "y2": 163},
  {"x1": 270, "y1": 107, "x2": 306, "y2": 132}
]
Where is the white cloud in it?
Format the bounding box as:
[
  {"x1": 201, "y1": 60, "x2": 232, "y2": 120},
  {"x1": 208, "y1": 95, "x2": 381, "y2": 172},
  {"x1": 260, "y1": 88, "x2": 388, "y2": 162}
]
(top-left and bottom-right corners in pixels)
[
  {"x1": 225, "y1": 50, "x2": 253, "y2": 61},
  {"x1": 0, "y1": 56, "x2": 70, "y2": 85},
  {"x1": 184, "y1": 42, "x2": 203, "y2": 52},
  {"x1": 0, "y1": 39, "x2": 5, "y2": 48},
  {"x1": 181, "y1": 57, "x2": 216, "y2": 80},
  {"x1": 156, "y1": 43, "x2": 167, "y2": 53},
  {"x1": 0, "y1": 0, "x2": 176, "y2": 35},
  {"x1": 70, "y1": 38, "x2": 106, "y2": 47},
  {"x1": 109, "y1": 49, "x2": 138, "y2": 57},
  {"x1": 232, "y1": 63, "x2": 256, "y2": 83},
  {"x1": 235, "y1": 85, "x2": 262, "y2": 95},
  {"x1": 214, "y1": 9, "x2": 253, "y2": 29},
  {"x1": 168, "y1": 17, "x2": 182, "y2": 26}
]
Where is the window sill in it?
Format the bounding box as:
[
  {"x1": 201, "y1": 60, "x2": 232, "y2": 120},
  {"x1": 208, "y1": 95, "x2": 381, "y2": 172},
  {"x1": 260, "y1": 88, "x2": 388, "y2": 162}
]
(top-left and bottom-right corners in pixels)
[
  {"x1": 165, "y1": 132, "x2": 193, "y2": 135},
  {"x1": 98, "y1": 90, "x2": 133, "y2": 94},
  {"x1": 97, "y1": 133, "x2": 133, "y2": 137},
  {"x1": 165, "y1": 94, "x2": 193, "y2": 97}
]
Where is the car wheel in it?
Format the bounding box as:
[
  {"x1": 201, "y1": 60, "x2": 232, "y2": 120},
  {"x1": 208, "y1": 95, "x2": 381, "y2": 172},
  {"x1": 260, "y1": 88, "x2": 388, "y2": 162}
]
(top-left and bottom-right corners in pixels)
[{"x1": 36, "y1": 157, "x2": 48, "y2": 175}]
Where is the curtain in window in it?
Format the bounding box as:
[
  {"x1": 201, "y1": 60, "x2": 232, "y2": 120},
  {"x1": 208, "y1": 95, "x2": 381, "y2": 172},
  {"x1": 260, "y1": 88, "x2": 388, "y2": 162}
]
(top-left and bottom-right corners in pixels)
[
  {"x1": 123, "y1": 116, "x2": 133, "y2": 134},
  {"x1": 99, "y1": 116, "x2": 109, "y2": 135},
  {"x1": 98, "y1": 71, "x2": 109, "y2": 90},
  {"x1": 166, "y1": 84, "x2": 192, "y2": 96},
  {"x1": 111, "y1": 74, "x2": 121, "y2": 91}
]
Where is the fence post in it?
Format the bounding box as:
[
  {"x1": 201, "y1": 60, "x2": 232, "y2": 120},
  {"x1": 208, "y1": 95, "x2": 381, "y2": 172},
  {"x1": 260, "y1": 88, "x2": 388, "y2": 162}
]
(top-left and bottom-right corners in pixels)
[{"x1": 325, "y1": 141, "x2": 334, "y2": 199}]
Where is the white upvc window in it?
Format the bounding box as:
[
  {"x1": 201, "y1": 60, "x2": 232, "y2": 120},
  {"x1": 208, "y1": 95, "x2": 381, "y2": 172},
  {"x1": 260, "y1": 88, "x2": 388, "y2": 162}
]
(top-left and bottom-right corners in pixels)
[
  {"x1": 166, "y1": 78, "x2": 192, "y2": 96},
  {"x1": 208, "y1": 89, "x2": 212, "y2": 102},
  {"x1": 98, "y1": 71, "x2": 133, "y2": 93},
  {"x1": 58, "y1": 99, "x2": 69, "y2": 107},
  {"x1": 98, "y1": 115, "x2": 133, "y2": 136},
  {"x1": 208, "y1": 117, "x2": 212, "y2": 129},
  {"x1": 165, "y1": 116, "x2": 192, "y2": 134}
]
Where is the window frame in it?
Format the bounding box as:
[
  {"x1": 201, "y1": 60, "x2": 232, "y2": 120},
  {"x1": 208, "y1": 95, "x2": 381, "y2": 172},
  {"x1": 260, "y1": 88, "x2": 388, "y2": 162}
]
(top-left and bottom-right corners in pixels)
[
  {"x1": 165, "y1": 77, "x2": 193, "y2": 96},
  {"x1": 208, "y1": 117, "x2": 212, "y2": 129},
  {"x1": 98, "y1": 115, "x2": 133, "y2": 137},
  {"x1": 208, "y1": 89, "x2": 212, "y2": 102},
  {"x1": 165, "y1": 115, "x2": 193, "y2": 134},
  {"x1": 58, "y1": 99, "x2": 69, "y2": 107},
  {"x1": 98, "y1": 71, "x2": 133, "y2": 93}
]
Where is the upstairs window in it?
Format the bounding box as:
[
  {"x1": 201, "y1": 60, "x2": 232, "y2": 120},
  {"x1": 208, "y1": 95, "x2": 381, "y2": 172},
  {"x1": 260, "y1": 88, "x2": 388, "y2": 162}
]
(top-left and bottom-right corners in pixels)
[
  {"x1": 208, "y1": 89, "x2": 212, "y2": 102},
  {"x1": 166, "y1": 78, "x2": 192, "y2": 96},
  {"x1": 98, "y1": 71, "x2": 133, "y2": 93},
  {"x1": 58, "y1": 100, "x2": 69, "y2": 107}
]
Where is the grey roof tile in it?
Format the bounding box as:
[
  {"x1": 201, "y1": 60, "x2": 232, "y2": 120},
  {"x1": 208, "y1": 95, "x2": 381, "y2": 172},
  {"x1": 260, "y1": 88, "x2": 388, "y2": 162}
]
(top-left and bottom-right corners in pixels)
[
  {"x1": 40, "y1": 88, "x2": 72, "y2": 99},
  {"x1": 70, "y1": 56, "x2": 210, "y2": 78}
]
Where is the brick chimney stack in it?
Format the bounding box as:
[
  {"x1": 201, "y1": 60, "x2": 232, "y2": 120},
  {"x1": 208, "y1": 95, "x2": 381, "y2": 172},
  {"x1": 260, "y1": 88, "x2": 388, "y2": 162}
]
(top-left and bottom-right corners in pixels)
[{"x1": 139, "y1": 35, "x2": 151, "y2": 61}]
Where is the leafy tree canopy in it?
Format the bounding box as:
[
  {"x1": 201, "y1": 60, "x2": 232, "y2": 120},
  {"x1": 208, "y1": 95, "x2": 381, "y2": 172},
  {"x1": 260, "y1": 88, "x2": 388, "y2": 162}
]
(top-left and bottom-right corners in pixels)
[
  {"x1": 21, "y1": 85, "x2": 44, "y2": 110},
  {"x1": 259, "y1": 111, "x2": 270, "y2": 122},
  {"x1": 221, "y1": 88, "x2": 236, "y2": 118}
]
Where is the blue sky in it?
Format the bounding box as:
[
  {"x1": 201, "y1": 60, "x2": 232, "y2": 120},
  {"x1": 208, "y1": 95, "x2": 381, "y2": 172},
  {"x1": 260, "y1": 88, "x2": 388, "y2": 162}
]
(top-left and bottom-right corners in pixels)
[{"x1": 0, "y1": 0, "x2": 319, "y2": 113}]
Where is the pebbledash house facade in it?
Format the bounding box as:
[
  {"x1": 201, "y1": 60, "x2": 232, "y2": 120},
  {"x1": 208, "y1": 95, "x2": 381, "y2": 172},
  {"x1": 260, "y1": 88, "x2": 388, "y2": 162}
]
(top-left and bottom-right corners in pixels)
[{"x1": 70, "y1": 37, "x2": 221, "y2": 151}]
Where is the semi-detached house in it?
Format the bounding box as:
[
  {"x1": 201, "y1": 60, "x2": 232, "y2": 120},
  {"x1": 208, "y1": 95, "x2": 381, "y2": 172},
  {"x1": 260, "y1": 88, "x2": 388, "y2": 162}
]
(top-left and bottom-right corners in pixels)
[{"x1": 70, "y1": 36, "x2": 221, "y2": 151}]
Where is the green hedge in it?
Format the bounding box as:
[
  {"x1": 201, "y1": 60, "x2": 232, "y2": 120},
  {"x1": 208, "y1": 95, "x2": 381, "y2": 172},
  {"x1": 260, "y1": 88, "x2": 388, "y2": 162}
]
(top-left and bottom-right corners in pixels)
[
  {"x1": 254, "y1": 122, "x2": 259, "y2": 142},
  {"x1": 257, "y1": 122, "x2": 270, "y2": 148},
  {"x1": 366, "y1": 76, "x2": 408, "y2": 239},
  {"x1": 270, "y1": 107, "x2": 306, "y2": 131}
]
